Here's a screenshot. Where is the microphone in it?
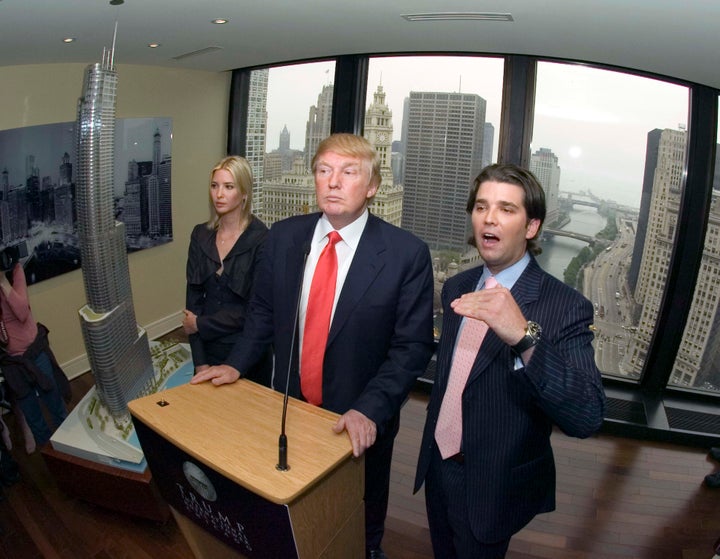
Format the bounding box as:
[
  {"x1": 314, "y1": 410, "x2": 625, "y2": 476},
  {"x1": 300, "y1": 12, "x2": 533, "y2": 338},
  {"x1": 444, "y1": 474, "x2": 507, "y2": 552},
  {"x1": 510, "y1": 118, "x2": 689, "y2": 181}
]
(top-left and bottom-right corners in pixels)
[{"x1": 277, "y1": 241, "x2": 311, "y2": 471}]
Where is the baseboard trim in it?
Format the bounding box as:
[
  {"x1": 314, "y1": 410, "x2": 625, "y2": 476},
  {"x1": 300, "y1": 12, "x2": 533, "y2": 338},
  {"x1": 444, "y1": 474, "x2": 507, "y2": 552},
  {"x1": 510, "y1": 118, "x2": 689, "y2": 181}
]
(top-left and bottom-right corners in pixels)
[{"x1": 61, "y1": 310, "x2": 184, "y2": 381}]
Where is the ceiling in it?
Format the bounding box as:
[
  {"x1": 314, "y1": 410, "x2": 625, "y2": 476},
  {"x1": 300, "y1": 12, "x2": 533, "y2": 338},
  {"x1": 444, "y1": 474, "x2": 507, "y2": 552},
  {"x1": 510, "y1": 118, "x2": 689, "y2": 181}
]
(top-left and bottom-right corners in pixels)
[{"x1": 1, "y1": 0, "x2": 718, "y2": 90}]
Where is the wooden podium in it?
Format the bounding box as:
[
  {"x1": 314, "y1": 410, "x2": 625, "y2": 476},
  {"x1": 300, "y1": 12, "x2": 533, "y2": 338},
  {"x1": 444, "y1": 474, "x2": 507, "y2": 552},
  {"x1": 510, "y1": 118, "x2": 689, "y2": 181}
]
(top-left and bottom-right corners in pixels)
[{"x1": 128, "y1": 379, "x2": 364, "y2": 559}]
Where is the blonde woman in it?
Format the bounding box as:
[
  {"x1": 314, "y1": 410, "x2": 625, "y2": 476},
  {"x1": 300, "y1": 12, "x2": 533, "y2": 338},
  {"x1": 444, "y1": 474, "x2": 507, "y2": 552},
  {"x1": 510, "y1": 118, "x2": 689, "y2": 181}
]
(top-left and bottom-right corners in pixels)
[{"x1": 183, "y1": 156, "x2": 271, "y2": 384}]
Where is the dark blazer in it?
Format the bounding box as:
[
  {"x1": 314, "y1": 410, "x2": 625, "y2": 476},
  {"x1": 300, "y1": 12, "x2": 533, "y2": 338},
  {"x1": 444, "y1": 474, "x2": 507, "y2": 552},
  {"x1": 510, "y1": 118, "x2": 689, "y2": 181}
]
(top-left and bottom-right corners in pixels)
[
  {"x1": 226, "y1": 211, "x2": 435, "y2": 435},
  {"x1": 185, "y1": 217, "x2": 268, "y2": 366},
  {"x1": 414, "y1": 256, "x2": 606, "y2": 542}
]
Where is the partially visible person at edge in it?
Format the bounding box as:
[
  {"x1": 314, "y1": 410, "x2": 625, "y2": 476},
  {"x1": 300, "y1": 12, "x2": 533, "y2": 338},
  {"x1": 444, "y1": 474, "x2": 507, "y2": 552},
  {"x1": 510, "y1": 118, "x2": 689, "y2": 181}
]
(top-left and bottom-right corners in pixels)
[
  {"x1": 191, "y1": 133, "x2": 435, "y2": 559},
  {"x1": 414, "y1": 163, "x2": 606, "y2": 559},
  {"x1": 0, "y1": 263, "x2": 71, "y2": 452},
  {"x1": 183, "y1": 155, "x2": 271, "y2": 385}
]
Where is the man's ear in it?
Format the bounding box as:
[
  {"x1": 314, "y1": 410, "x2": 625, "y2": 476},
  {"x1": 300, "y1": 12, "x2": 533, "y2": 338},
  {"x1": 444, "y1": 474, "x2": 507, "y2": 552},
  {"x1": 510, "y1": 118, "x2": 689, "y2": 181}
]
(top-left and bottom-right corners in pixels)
[{"x1": 526, "y1": 218, "x2": 541, "y2": 240}]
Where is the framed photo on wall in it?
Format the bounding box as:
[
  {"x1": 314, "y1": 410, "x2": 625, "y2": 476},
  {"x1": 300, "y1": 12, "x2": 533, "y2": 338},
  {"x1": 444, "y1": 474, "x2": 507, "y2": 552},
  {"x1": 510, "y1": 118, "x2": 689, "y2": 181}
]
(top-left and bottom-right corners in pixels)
[{"x1": 0, "y1": 117, "x2": 173, "y2": 284}]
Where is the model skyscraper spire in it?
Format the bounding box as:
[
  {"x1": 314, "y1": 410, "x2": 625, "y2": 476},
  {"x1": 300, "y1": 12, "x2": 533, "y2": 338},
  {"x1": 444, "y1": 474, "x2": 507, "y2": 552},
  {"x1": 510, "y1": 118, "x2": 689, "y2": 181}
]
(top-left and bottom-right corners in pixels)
[{"x1": 75, "y1": 25, "x2": 154, "y2": 418}]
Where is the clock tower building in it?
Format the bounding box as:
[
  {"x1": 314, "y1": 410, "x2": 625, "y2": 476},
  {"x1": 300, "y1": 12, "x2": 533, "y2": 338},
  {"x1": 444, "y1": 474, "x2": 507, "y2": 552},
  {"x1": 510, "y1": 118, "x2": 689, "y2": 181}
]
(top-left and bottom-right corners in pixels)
[
  {"x1": 364, "y1": 83, "x2": 394, "y2": 188},
  {"x1": 363, "y1": 83, "x2": 403, "y2": 226}
]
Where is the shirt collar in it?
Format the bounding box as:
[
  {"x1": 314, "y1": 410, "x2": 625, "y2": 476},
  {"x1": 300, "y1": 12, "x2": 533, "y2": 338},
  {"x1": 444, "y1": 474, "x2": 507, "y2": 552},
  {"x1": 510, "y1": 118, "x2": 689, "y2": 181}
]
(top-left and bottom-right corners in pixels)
[
  {"x1": 316, "y1": 210, "x2": 368, "y2": 250},
  {"x1": 479, "y1": 251, "x2": 531, "y2": 289}
]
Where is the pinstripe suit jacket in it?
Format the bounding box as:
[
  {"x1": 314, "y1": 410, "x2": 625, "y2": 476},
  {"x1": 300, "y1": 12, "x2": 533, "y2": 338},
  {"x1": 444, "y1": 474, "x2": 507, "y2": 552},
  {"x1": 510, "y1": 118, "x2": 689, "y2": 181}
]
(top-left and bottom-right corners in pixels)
[{"x1": 414, "y1": 256, "x2": 606, "y2": 542}]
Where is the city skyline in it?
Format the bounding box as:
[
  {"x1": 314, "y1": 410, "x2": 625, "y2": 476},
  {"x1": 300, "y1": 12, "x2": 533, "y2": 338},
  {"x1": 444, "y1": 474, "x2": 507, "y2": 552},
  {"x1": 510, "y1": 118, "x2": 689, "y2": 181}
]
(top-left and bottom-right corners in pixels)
[
  {"x1": 0, "y1": 117, "x2": 172, "y2": 198},
  {"x1": 256, "y1": 64, "x2": 720, "y2": 392},
  {"x1": 0, "y1": 119, "x2": 173, "y2": 285},
  {"x1": 264, "y1": 57, "x2": 689, "y2": 210}
]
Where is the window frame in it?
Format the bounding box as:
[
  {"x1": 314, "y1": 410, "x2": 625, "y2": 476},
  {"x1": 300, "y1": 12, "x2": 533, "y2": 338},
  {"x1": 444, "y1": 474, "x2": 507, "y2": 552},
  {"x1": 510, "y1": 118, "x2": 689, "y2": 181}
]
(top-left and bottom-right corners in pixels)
[{"x1": 228, "y1": 53, "x2": 720, "y2": 442}]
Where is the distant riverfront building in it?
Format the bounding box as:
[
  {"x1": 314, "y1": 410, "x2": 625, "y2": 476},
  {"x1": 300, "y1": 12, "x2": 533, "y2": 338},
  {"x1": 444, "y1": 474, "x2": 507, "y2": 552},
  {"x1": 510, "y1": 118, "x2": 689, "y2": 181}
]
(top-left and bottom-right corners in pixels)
[{"x1": 530, "y1": 147, "x2": 561, "y2": 227}]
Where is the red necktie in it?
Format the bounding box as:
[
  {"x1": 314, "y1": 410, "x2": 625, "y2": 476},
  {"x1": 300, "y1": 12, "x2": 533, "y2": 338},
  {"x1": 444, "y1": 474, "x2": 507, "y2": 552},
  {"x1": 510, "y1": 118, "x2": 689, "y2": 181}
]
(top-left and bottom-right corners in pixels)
[
  {"x1": 301, "y1": 231, "x2": 342, "y2": 406},
  {"x1": 435, "y1": 276, "x2": 498, "y2": 459}
]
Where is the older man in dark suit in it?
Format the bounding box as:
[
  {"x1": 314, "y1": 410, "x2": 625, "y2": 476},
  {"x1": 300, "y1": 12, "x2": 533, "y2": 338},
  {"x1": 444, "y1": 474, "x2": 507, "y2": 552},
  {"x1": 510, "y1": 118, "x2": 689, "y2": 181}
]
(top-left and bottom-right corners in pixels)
[
  {"x1": 414, "y1": 164, "x2": 606, "y2": 558},
  {"x1": 193, "y1": 133, "x2": 435, "y2": 559}
]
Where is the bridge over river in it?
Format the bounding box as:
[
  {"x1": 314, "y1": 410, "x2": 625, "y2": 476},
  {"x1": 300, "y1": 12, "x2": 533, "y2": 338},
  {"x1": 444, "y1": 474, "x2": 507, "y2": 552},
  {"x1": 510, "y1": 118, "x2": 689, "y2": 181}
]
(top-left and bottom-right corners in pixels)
[{"x1": 543, "y1": 228, "x2": 608, "y2": 245}]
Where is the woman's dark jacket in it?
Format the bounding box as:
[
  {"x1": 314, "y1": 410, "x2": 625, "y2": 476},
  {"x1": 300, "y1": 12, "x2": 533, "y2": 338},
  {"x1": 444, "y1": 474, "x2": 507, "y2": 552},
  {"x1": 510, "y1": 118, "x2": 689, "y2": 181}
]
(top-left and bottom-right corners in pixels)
[
  {"x1": 0, "y1": 323, "x2": 71, "y2": 401},
  {"x1": 185, "y1": 216, "x2": 268, "y2": 368}
]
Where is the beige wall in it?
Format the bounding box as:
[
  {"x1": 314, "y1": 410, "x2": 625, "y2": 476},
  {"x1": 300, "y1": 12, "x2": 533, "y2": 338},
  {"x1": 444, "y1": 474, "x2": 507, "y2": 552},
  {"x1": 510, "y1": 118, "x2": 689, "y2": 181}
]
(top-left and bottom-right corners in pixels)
[{"x1": 0, "y1": 64, "x2": 230, "y2": 378}]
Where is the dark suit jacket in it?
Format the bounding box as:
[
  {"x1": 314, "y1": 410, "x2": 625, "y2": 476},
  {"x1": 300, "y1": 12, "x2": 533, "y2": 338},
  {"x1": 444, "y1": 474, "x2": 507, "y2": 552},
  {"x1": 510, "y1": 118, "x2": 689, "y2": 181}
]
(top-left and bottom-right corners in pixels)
[
  {"x1": 414, "y1": 256, "x2": 606, "y2": 542},
  {"x1": 226, "y1": 212, "x2": 435, "y2": 436},
  {"x1": 185, "y1": 217, "x2": 268, "y2": 366}
]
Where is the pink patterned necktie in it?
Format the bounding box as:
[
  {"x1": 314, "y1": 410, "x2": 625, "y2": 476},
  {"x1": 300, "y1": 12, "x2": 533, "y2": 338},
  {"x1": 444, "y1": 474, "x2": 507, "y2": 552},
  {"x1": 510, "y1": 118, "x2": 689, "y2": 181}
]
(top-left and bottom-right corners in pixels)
[
  {"x1": 435, "y1": 276, "x2": 498, "y2": 459},
  {"x1": 301, "y1": 231, "x2": 342, "y2": 406}
]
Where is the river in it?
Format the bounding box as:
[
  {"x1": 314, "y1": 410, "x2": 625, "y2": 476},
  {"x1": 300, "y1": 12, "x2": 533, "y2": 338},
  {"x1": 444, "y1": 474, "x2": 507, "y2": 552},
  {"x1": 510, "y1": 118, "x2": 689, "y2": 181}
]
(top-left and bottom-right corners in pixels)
[{"x1": 535, "y1": 207, "x2": 607, "y2": 281}]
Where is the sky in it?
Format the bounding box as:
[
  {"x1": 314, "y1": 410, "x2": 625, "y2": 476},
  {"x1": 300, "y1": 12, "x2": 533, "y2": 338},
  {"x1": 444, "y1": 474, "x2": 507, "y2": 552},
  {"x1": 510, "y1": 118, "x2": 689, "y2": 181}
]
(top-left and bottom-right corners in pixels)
[{"x1": 264, "y1": 56, "x2": 691, "y2": 209}]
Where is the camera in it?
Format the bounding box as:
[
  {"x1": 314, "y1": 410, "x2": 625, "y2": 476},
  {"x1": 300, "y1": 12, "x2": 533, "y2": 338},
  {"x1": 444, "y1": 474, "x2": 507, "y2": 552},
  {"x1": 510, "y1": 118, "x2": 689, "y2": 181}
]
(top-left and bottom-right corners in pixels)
[{"x1": 0, "y1": 240, "x2": 28, "y2": 271}]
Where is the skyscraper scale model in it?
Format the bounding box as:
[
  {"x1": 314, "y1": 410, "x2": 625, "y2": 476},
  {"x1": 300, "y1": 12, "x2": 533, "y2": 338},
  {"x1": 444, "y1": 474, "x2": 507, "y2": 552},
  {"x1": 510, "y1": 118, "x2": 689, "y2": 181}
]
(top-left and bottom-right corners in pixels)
[{"x1": 75, "y1": 27, "x2": 155, "y2": 419}]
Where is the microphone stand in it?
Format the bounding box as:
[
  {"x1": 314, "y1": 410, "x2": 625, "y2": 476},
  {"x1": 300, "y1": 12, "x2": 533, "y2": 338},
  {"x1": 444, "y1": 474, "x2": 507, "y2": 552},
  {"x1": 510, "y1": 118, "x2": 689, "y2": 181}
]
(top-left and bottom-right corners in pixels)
[{"x1": 277, "y1": 243, "x2": 311, "y2": 471}]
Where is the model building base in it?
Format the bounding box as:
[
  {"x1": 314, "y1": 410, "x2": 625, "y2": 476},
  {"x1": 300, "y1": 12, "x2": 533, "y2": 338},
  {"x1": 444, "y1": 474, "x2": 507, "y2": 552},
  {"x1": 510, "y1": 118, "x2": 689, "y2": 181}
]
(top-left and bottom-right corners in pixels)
[
  {"x1": 50, "y1": 340, "x2": 193, "y2": 472},
  {"x1": 43, "y1": 341, "x2": 193, "y2": 520}
]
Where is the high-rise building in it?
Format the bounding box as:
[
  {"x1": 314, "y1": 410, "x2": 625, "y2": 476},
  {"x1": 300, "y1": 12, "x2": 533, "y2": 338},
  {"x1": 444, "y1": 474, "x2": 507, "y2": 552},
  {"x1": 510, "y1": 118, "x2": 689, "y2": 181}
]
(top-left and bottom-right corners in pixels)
[
  {"x1": 401, "y1": 91, "x2": 486, "y2": 251},
  {"x1": 696, "y1": 148, "x2": 720, "y2": 387},
  {"x1": 157, "y1": 153, "x2": 172, "y2": 237},
  {"x1": 364, "y1": 83, "x2": 395, "y2": 188},
  {"x1": 262, "y1": 156, "x2": 404, "y2": 227},
  {"x1": 627, "y1": 129, "x2": 686, "y2": 379},
  {"x1": 482, "y1": 122, "x2": 495, "y2": 169},
  {"x1": 530, "y1": 147, "x2": 561, "y2": 227},
  {"x1": 75, "y1": 44, "x2": 154, "y2": 418},
  {"x1": 246, "y1": 69, "x2": 269, "y2": 218},
  {"x1": 262, "y1": 157, "x2": 316, "y2": 225},
  {"x1": 269, "y1": 125, "x2": 301, "y2": 175},
  {"x1": 53, "y1": 184, "x2": 74, "y2": 230},
  {"x1": 263, "y1": 151, "x2": 283, "y2": 182},
  {"x1": 279, "y1": 124, "x2": 290, "y2": 152},
  {"x1": 304, "y1": 84, "x2": 333, "y2": 170},
  {"x1": 364, "y1": 83, "x2": 403, "y2": 227},
  {"x1": 628, "y1": 129, "x2": 662, "y2": 298}
]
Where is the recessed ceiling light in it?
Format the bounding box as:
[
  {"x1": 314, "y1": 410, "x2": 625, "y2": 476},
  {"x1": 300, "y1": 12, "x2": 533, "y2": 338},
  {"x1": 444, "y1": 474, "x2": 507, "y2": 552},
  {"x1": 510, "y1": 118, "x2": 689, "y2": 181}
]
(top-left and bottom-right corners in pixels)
[
  {"x1": 148, "y1": 43, "x2": 161, "y2": 48},
  {"x1": 62, "y1": 37, "x2": 76, "y2": 43},
  {"x1": 211, "y1": 18, "x2": 229, "y2": 24}
]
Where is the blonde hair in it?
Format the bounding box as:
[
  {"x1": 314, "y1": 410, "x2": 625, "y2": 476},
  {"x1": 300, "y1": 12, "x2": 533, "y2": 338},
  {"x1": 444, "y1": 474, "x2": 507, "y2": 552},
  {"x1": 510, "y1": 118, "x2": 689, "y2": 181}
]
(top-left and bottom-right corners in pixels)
[
  {"x1": 311, "y1": 133, "x2": 382, "y2": 190},
  {"x1": 206, "y1": 155, "x2": 253, "y2": 230}
]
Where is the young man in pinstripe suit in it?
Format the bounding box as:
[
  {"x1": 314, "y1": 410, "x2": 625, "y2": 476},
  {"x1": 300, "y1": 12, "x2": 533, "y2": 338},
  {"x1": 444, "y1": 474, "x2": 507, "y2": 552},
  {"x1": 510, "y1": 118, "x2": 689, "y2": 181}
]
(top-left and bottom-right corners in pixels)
[{"x1": 415, "y1": 164, "x2": 606, "y2": 558}]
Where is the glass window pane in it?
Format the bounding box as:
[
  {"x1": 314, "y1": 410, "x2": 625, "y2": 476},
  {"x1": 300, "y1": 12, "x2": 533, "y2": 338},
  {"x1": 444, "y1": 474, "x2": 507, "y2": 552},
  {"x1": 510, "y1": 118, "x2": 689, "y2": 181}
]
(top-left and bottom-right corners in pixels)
[
  {"x1": 365, "y1": 55, "x2": 504, "y2": 342},
  {"x1": 532, "y1": 61, "x2": 689, "y2": 381},
  {"x1": 366, "y1": 56, "x2": 504, "y2": 258},
  {"x1": 248, "y1": 61, "x2": 335, "y2": 224},
  {"x1": 668, "y1": 98, "x2": 720, "y2": 393}
]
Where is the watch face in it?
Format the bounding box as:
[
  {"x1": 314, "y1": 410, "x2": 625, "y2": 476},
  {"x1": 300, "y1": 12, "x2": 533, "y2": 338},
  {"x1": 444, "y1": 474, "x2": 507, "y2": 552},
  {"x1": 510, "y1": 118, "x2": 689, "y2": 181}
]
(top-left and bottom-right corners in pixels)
[{"x1": 528, "y1": 321, "x2": 542, "y2": 338}]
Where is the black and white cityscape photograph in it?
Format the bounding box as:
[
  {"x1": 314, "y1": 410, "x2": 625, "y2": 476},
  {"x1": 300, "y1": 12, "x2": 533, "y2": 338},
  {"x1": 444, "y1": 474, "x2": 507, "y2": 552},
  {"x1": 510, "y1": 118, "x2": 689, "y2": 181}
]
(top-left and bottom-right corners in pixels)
[{"x1": 0, "y1": 117, "x2": 173, "y2": 284}]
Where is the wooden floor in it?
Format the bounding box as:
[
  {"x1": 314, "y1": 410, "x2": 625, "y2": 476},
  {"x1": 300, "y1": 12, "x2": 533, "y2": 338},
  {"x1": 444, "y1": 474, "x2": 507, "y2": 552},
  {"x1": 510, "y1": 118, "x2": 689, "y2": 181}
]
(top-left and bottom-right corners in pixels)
[{"x1": 1, "y1": 342, "x2": 719, "y2": 558}]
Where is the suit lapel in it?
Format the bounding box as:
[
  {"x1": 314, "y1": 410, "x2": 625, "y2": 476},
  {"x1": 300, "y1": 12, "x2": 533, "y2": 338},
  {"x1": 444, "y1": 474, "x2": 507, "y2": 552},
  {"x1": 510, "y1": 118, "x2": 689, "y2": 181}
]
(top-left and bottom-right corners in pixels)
[
  {"x1": 283, "y1": 215, "x2": 319, "y2": 307},
  {"x1": 327, "y1": 214, "x2": 384, "y2": 345},
  {"x1": 465, "y1": 257, "x2": 543, "y2": 384}
]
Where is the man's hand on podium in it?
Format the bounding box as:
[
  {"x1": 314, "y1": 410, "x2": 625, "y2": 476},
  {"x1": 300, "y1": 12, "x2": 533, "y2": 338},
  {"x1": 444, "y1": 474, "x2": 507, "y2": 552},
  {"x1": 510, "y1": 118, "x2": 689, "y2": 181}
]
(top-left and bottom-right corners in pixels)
[
  {"x1": 333, "y1": 409, "x2": 376, "y2": 458},
  {"x1": 190, "y1": 365, "x2": 241, "y2": 386}
]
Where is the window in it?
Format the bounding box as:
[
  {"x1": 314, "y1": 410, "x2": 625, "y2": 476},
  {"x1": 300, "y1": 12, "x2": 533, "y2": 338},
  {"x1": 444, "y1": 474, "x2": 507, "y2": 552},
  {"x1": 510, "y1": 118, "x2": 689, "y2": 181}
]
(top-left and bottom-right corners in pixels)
[
  {"x1": 249, "y1": 60, "x2": 335, "y2": 224},
  {"x1": 366, "y1": 56, "x2": 504, "y2": 262},
  {"x1": 233, "y1": 54, "x2": 720, "y2": 440},
  {"x1": 532, "y1": 61, "x2": 689, "y2": 381},
  {"x1": 668, "y1": 98, "x2": 720, "y2": 394}
]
